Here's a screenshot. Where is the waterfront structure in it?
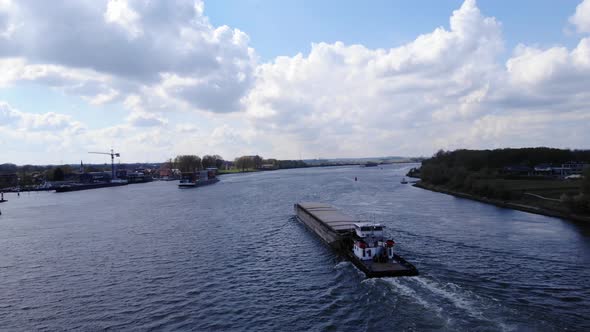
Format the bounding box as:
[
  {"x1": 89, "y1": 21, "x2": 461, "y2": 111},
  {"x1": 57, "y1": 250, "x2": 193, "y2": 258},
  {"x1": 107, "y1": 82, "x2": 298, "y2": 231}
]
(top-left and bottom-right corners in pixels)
[{"x1": 80, "y1": 172, "x2": 112, "y2": 183}]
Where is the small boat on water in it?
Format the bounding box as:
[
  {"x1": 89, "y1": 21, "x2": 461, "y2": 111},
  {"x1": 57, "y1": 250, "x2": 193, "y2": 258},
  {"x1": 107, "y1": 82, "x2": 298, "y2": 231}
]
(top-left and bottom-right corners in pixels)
[
  {"x1": 295, "y1": 202, "x2": 418, "y2": 278},
  {"x1": 400, "y1": 177, "x2": 408, "y2": 184}
]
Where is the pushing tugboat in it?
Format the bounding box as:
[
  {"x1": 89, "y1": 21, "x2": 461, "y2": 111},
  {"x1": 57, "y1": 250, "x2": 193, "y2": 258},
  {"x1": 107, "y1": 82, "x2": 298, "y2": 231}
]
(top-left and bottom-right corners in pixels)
[{"x1": 295, "y1": 202, "x2": 418, "y2": 278}]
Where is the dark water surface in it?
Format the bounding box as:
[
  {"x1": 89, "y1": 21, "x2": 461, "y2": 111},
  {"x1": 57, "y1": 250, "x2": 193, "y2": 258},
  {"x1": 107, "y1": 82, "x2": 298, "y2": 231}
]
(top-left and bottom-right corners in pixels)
[{"x1": 1, "y1": 165, "x2": 589, "y2": 331}]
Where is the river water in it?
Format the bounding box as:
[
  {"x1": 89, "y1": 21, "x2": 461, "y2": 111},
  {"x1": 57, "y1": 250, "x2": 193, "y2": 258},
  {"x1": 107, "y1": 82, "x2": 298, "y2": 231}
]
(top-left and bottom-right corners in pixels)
[{"x1": 0, "y1": 164, "x2": 588, "y2": 331}]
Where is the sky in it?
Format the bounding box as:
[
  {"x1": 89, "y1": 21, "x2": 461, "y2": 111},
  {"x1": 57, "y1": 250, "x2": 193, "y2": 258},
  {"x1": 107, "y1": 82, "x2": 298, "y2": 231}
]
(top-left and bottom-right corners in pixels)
[{"x1": 0, "y1": 0, "x2": 589, "y2": 165}]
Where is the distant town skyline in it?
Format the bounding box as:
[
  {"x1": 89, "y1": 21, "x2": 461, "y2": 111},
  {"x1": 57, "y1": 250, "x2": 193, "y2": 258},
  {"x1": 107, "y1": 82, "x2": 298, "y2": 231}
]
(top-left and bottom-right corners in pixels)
[{"x1": 1, "y1": 0, "x2": 589, "y2": 164}]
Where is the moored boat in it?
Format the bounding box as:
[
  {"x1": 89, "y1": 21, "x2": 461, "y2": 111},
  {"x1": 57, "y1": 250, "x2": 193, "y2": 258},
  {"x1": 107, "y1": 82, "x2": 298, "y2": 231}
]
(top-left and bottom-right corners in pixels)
[
  {"x1": 178, "y1": 170, "x2": 219, "y2": 189},
  {"x1": 55, "y1": 180, "x2": 128, "y2": 193},
  {"x1": 178, "y1": 174, "x2": 197, "y2": 188}
]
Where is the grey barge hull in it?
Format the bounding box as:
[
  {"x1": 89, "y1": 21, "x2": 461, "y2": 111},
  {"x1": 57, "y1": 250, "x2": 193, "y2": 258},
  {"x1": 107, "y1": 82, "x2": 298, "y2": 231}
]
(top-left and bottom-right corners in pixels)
[
  {"x1": 178, "y1": 178, "x2": 219, "y2": 188},
  {"x1": 55, "y1": 182, "x2": 128, "y2": 193},
  {"x1": 295, "y1": 202, "x2": 419, "y2": 278}
]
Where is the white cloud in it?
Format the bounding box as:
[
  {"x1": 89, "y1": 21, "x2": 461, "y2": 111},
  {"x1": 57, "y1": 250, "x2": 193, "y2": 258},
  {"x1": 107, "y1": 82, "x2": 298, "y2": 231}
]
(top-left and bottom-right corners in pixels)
[
  {"x1": 1, "y1": 0, "x2": 590, "y2": 164},
  {"x1": 241, "y1": 0, "x2": 508, "y2": 157},
  {"x1": 104, "y1": 0, "x2": 142, "y2": 39},
  {"x1": 0, "y1": 0, "x2": 255, "y2": 113},
  {"x1": 0, "y1": 102, "x2": 84, "y2": 132},
  {"x1": 126, "y1": 111, "x2": 167, "y2": 127},
  {"x1": 506, "y1": 38, "x2": 590, "y2": 88},
  {"x1": 0, "y1": 101, "x2": 20, "y2": 124},
  {"x1": 0, "y1": 58, "x2": 116, "y2": 103},
  {"x1": 0, "y1": 0, "x2": 19, "y2": 39},
  {"x1": 233, "y1": 0, "x2": 590, "y2": 159},
  {"x1": 570, "y1": 0, "x2": 590, "y2": 33},
  {"x1": 176, "y1": 123, "x2": 200, "y2": 133}
]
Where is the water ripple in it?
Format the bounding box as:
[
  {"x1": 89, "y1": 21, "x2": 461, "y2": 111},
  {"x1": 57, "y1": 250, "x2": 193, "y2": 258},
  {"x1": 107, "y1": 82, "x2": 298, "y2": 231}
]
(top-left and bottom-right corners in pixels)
[{"x1": 0, "y1": 165, "x2": 588, "y2": 331}]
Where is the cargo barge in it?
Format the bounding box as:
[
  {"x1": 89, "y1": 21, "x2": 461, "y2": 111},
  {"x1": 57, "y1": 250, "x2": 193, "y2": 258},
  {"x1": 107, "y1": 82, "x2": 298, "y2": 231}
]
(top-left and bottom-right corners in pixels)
[
  {"x1": 295, "y1": 202, "x2": 418, "y2": 278},
  {"x1": 179, "y1": 178, "x2": 219, "y2": 188},
  {"x1": 178, "y1": 170, "x2": 219, "y2": 189}
]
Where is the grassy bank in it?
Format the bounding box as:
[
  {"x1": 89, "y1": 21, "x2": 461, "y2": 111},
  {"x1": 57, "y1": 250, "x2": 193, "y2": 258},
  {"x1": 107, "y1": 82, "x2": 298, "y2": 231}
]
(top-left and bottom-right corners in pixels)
[
  {"x1": 414, "y1": 181, "x2": 590, "y2": 223},
  {"x1": 217, "y1": 168, "x2": 259, "y2": 175}
]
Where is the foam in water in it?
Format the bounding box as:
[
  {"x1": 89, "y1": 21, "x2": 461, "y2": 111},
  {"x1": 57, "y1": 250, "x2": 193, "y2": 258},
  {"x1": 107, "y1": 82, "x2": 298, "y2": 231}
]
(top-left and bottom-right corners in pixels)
[
  {"x1": 412, "y1": 277, "x2": 483, "y2": 318},
  {"x1": 410, "y1": 277, "x2": 516, "y2": 331},
  {"x1": 381, "y1": 278, "x2": 444, "y2": 319},
  {"x1": 334, "y1": 261, "x2": 352, "y2": 270}
]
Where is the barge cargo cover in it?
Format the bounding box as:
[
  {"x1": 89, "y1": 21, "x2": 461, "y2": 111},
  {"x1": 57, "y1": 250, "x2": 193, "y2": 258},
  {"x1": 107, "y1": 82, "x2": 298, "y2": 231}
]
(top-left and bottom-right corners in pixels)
[{"x1": 295, "y1": 202, "x2": 356, "y2": 248}]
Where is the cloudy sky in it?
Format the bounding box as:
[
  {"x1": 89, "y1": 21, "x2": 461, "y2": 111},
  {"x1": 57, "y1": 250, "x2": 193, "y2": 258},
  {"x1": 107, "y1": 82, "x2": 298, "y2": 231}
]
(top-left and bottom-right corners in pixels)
[{"x1": 0, "y1": 0, "x2": 589, "y2": 164}]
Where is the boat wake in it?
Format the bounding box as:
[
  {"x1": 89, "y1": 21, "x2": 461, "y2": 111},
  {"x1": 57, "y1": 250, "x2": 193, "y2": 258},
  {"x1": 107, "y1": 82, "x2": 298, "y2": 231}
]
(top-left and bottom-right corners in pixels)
[
  {"x1": 382, "y1": 277, "x2": 444, "y2": 318},
  {"x1": 379, "y1": 276, "x2": 516, "y2": 332},
  {"x1": 334, "y1": 261, "x2": 352, "y2": 270},
  {"x1": 411, "y1": 277, "x2": 483, "y2": 319}
]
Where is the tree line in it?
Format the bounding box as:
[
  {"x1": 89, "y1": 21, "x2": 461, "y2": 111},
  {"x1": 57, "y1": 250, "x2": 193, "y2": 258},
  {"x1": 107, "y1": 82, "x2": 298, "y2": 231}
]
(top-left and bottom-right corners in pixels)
[
  {"x1": 0, "y1": 163, "x2": 100, "y2": 186},
  {"x1": 419, "y1": 148, "x2": 590, "y2": 185},
  {"x1": 422, "y1": 148, "x2": 590, "y2": 172},
  {"x1": 171, "y1": 155, "x2": 224, "y2": 173},
  {"x1": 417, "y1": 148, "x2": 590, "y2": 212},
  {"x1": 233, "y1": 155, "x2": 307, "y2": 171}
]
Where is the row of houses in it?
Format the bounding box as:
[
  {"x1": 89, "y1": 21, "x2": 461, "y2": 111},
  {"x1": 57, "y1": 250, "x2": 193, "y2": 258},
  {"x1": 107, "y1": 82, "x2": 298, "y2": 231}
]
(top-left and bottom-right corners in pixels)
[
  {"x1": 501, "y1": 162, "x2": 589, "y2": 178},
  {"x1": 1, "y1": 168, "x2": 156, "y2": 190}
]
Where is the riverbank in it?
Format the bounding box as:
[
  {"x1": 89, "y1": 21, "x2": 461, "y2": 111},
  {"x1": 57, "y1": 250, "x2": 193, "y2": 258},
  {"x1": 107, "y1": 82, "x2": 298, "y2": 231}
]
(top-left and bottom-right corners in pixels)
[
  {"x1": 218, "y1": 162, "x2": 420, "y2": 176},
  {"x1": 217, "y1": 164, "x2": 354, "y2": 175},
  {"x1": 413, "y1": 181, "x2": 590, "y2": 223},
  {"x1": 217, "y1": 168, "x2": 259, "y2": 175}
]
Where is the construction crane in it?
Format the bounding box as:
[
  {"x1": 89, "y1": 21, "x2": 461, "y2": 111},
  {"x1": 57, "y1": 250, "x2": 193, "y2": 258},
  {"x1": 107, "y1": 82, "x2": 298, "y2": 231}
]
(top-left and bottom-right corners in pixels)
[{"x1": 88, "y1": 149, "x2": 120, "y2": 180}]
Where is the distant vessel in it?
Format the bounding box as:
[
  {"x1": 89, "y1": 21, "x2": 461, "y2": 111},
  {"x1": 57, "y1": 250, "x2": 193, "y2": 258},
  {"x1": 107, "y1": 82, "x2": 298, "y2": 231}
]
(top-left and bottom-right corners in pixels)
[
  {"x1": 178, "y1": 170, "x2": 219, "y2": 189},
  {"x1": 401, "y1": 178, "x2": 408, "y2": 184},
  {"x1": 362, "y1": 162, "x2": 379, "y2": 167},
  {"x1": 294, "y1": 202, "x2": 418, "y2": 278}
]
